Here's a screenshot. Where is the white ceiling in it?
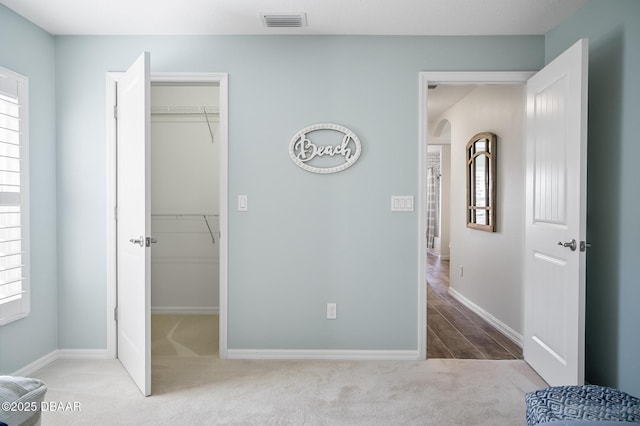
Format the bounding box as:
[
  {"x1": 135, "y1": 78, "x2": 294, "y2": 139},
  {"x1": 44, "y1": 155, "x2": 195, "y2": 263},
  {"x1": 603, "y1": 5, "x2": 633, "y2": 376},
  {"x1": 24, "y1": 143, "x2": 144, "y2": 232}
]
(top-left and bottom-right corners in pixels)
[
  {"x1": 1, "y1": 0, "x2": 587, "y2": 36},
  {"x1": 428, "y1": 85, "x2": 477, "y2": 122}
]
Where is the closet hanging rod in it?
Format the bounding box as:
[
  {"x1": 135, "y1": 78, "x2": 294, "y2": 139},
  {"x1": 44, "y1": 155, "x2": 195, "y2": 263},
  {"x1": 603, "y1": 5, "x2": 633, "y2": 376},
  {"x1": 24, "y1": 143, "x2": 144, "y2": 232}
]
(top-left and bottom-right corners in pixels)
[
  {"x1": 152, "y1": 105, "x2": 216, "y2": 144},
  {"x1": 151, "y1": 214, "x2": 216, "y2": 244},
  {"x1": 152, "y1": 213, "x2": 219, "y2": 218},
  {"x1": 151, "y1": 105, "x2": 219, "y2": 115}
]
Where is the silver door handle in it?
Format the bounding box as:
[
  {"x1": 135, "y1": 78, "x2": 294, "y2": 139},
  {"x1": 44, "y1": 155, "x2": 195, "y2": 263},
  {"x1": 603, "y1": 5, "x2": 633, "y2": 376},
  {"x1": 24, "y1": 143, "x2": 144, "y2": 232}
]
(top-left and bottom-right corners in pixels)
[
  {"x1": 145, "y1": 237, "x2": 157, "y2": 247},
  {"x1": 558, "y1": 239, "x2": 577, "y2": 251},
  {"x1": 130, "y1": 236, "x2": 145, "y2": 247}
]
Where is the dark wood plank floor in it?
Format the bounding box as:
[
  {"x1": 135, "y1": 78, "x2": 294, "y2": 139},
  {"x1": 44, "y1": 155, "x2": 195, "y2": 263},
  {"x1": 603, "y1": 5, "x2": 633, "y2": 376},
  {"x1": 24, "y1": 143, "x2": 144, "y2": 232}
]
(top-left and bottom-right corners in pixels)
[{"x1": 426, "y1": 252, "x2": 522, "y2": 360}]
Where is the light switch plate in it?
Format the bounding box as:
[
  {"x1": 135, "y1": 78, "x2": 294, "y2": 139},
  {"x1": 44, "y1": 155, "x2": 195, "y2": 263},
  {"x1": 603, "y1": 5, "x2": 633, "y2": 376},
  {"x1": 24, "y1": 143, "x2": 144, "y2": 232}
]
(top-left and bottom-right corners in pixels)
[
  {"x1": 327, "y1": 303, "x2": 337, "y2": 320},
  {"x1": 391, "y1": 195, "x2": 414, "y2": 212},
  {"x1": 238, "y1": 195, "x2": 248, "y2": 211}
]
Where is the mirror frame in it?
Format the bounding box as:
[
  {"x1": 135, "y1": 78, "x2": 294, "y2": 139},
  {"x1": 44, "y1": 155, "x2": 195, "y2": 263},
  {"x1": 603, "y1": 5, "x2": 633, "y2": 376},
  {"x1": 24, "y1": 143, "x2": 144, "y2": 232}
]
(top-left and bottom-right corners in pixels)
[{"x1": 466, "y1": 132, "x2": 497, "y2": 232}]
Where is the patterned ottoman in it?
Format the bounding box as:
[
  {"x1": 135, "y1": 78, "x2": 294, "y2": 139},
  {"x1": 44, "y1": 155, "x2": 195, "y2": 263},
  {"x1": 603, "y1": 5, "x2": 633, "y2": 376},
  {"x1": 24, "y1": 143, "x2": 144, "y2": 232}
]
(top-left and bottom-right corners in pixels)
[
  {"x1": 0, "y1": 376, "x2": 47, "y2": 426},
  {"x1": 525, "y1": 385, "x2": 640, "y2": 425}
]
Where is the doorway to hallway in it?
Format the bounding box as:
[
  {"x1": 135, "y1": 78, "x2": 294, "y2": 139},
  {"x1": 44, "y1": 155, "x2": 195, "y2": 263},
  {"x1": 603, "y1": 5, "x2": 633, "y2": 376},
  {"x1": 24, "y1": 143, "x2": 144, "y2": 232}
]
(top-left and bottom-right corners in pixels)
[{"x1": 426, "y1": 252, "x2": 522, "y2": 359}]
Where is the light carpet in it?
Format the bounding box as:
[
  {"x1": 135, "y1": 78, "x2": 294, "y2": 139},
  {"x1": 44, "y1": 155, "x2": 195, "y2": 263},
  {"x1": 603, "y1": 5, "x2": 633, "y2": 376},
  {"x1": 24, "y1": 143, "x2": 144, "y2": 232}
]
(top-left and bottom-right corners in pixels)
[{"x1": 30, "y1": 315, "x2": 547, "y2": 425}]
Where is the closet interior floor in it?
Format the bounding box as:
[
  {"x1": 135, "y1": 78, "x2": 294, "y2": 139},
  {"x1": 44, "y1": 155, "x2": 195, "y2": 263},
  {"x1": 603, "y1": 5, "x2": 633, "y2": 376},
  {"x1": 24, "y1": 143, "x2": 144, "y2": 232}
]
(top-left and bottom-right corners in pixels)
[{"x1": 426, "y1": 252, "x2": 522, "y2": 360}]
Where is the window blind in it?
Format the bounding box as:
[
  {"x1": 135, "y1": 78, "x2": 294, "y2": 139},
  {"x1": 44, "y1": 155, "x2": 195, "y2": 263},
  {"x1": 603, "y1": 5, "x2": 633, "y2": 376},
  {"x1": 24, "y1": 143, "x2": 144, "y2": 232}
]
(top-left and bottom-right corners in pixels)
[{"x1": 0, "y1": 66, "x2": 29, "y2": 325}]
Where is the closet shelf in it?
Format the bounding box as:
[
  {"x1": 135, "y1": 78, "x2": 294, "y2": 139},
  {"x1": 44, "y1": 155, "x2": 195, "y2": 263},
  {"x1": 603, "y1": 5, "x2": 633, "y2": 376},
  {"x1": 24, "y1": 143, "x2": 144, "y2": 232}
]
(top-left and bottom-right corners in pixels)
[
  {"x1": 151, "y1": 213, "x2": 218, "y2": 217},
  {"x1": 151, "y1": 213, "x2": 217, "y2": 244},
  {"x1": 151, "y1": 105, "x2": 219, "y2": 115},
  {"x1": 151, "y1": 105, "x2": 217, "y2": 143}
]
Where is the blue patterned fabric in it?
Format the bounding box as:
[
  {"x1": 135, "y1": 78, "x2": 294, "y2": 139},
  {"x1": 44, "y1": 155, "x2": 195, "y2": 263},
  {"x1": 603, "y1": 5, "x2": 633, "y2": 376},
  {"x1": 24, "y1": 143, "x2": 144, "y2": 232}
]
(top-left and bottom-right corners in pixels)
[{"x1": 525, "y1": 385, "x2": 640, "y2": 425}]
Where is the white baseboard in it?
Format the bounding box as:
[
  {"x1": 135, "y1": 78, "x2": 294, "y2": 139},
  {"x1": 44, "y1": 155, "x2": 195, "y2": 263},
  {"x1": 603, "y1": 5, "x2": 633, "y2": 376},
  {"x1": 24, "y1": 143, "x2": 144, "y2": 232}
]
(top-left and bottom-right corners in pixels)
[
  {"x1": 447, "y1": 287, "x2": 523, "y2": 347},
  {"x1": 11, "y1": 350, "x2": 59, "y2": 377},
  {"x1": 151, "y1": 306, "x2": 219, "y2": 314},
  {"x1": 15, "y1": 347, "x2": 418, "y2": 375},
  {"x1": 57, "y1": 349, "x2": 111, "y2": 360},
  {"x1": 11, "y1": 349, "x2": 111, "y2": 377},
  {"x1": 426, "y1": 249, "x2": 449, "y2": 260},
  {"x1": 227, "y1": 349, "x2": 419, "y2": 361}
]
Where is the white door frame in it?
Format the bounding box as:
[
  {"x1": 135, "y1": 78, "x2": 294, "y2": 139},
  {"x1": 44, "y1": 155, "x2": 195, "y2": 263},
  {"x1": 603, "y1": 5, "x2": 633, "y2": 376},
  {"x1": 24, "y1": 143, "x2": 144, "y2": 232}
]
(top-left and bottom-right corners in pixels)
[
  {"x1": 106, "y1": 72, "x2": 229, "y2": 360},
  {"x1": 417, "y1": 71, "x2": 534, "y2": 360}
]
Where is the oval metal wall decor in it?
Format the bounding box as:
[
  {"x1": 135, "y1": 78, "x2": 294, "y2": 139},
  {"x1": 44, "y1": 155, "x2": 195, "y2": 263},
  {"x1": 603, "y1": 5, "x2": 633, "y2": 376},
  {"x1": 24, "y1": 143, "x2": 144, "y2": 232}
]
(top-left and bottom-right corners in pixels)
[{"x1": 289, "y1": 123, "x2": 362, "y2": 174}]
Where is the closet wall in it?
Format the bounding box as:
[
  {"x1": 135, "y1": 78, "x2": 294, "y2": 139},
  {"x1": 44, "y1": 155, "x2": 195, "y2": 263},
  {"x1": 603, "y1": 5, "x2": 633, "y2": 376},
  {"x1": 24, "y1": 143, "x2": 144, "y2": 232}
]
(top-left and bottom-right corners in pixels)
[{"x1": 150, "y1": 84, "x2": 220, "y2": 313}]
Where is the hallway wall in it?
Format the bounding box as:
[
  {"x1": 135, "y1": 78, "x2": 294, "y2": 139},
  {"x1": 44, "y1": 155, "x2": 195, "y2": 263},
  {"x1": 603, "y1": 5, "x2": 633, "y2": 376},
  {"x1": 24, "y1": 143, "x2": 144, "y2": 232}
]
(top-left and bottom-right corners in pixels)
[{"x1": 435, "y1": 85, "x2": 526, "y2": 339}]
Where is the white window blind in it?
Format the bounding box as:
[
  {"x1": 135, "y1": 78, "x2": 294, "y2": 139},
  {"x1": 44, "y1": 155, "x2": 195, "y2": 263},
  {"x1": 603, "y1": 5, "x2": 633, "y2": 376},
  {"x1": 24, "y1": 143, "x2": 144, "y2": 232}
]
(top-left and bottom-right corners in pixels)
[{"x1": 0, "y1": 66, "x2": 29, "y2": 326}]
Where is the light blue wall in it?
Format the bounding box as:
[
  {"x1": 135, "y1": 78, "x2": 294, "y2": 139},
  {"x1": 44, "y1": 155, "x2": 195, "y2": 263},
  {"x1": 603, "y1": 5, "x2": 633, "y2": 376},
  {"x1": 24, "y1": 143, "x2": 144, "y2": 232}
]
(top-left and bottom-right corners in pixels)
[
  {"x1": 546, "y1": 0, "x2": 640, "y2": 396},
  {"x1": 5, "y1": 0, "x2": 638, "y2": 393},
  {"x1": 0, "y1": 5, "x2": 58, "y2": 374},
  {"x1": 54, "y1": 35, "x2": 544, "y2": 351}
]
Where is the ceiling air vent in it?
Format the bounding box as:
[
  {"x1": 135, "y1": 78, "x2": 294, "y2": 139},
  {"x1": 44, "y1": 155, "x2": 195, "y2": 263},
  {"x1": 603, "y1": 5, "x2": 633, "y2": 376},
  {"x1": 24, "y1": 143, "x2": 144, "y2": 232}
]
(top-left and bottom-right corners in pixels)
[{"x1": 262, "y1": 13, "x2": 307, "y2": 28}]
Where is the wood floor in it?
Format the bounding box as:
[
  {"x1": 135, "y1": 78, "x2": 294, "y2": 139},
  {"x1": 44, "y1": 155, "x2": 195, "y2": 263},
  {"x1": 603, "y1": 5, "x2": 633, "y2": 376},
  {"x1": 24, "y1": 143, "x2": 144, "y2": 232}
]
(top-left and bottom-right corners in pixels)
[{"x1": 426, "y1": 252, "x2": 522, "y2": 360}]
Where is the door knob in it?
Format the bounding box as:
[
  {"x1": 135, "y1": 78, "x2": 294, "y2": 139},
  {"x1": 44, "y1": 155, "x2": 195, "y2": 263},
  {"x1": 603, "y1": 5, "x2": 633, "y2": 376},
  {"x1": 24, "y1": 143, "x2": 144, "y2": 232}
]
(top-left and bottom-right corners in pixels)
[
  {"x1": 557, "y1": 239, "x2": 577, "y2": 251},
  {"x1": 145, "y1": 237, "x2": 157, "y2": 247},
  {"x1": 129, "y1": 236, "x2": 144, "y2": 247}
]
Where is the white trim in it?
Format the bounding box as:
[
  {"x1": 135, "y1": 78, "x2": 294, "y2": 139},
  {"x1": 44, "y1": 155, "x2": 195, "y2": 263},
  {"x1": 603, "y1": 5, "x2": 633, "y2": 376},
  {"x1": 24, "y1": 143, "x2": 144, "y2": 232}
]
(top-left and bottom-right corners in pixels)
[
  {"x1": 11, "y1": 350, "x2": 58, "y2": 377},
  {"x1": 151, "y1": 306, "x2": 219, "y2": 314},
  {"x1": 417, "y1": 73, "x2": 428, "y2": 361},
  {"x1": 0, "y1": 66, "x2": 30, "y2": 326},
  {"x1": 57, "y1": 349, "x2": 111, "y2": 360},
  {"x1": 448, "y1": 287, "x2": 523, "y2": 347},
  {"x1": 427, "y1": 251, "x2": 450, "y2": 261},
  {"x1": 151, "y1": 257, "x2": 219, "y2": 264},
  {"x1": 217, "y1": 74, "x2": 229, "y2": 359},
  {"x1": 418, "y1": 71, "x2": 535, "y2": 361},
  {"x1": 106, "y1": 72, "x2": 120, "y2": 359},
  {"x1": 227, "y1": 349, "x2": 419, "y2": 361},
  {"x1": 11, "y1": 349, "x2": 110, "y2": 376},
  {"x1": 106, "y1": 71, "x2": 229, "y2": 362},
  {"x1": 421, "y1": 71, "x2": 535, "y2": 86}
]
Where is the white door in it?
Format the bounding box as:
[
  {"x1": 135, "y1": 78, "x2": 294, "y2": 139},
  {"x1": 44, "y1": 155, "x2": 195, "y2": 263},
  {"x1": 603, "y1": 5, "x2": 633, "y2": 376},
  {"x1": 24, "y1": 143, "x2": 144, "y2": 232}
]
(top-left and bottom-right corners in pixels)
[
  {"x1": 116, "y1": 52, "x2": 151, "y2": 396},
  {"x1": 524, "y1": 39, "x2": 589, "y2": 386}
]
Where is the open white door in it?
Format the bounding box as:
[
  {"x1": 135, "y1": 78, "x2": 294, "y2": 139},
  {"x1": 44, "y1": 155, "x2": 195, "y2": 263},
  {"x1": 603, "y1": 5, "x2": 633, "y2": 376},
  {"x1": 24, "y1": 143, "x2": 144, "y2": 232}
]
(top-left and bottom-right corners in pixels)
[
  {"x1": 524, "y1": 39, "x2": 588, "y2": 386},
  {"x1": 116, "y1": 52, "x2": 151, "y2": 396}
]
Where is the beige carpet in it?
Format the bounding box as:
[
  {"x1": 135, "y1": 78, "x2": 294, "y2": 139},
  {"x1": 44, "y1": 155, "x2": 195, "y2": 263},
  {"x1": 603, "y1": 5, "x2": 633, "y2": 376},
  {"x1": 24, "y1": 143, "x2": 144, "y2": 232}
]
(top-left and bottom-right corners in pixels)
[
  {"x1": 31, "y1": 314, "x2": 547, "y2": 425},
  {"x1": 152, "y1": 314, "x2": 219, "y2": 357}
]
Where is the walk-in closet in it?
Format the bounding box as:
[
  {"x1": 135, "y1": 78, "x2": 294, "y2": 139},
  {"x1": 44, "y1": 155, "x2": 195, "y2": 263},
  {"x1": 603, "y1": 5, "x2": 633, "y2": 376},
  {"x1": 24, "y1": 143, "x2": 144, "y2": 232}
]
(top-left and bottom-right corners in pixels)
[{"x1": 149, "y1": 83, "x2": 220, "y2": 360}]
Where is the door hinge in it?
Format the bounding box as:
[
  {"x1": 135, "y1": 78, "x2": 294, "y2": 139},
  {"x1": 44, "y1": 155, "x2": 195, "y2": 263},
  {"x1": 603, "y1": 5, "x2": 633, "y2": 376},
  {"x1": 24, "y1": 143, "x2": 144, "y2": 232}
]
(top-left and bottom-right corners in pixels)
[
  {"x1": 114, "y1": 306, "x2": 118, "y2": 322},
  {"x1": 114, "y1": 105, "x2": 118, "y2": 120},
  {"x1": 114, "y1": 206, "x2": 118, "y2": 222}
]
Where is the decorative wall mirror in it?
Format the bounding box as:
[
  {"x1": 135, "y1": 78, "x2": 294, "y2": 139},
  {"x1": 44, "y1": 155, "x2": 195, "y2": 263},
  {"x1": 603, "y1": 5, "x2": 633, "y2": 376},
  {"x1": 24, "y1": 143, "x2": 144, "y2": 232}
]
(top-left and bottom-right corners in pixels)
[{"x1": 466, "y1": 132, "x2": 496, "y2": 232}]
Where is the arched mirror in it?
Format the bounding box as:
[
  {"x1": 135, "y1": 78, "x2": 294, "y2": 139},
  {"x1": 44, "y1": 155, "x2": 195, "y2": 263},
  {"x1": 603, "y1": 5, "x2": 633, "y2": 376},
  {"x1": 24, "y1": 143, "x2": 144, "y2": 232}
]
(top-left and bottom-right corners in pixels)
[{"x1": 466, "y1": 132, "x2": 496, "y2": 232}]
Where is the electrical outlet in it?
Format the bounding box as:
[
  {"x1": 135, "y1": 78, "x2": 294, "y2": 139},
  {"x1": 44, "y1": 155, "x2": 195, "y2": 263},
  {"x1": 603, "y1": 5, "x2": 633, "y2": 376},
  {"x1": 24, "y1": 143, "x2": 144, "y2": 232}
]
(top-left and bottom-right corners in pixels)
[{"x1": 327, "y1": 303, "x2": 337, "y2": 320}]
